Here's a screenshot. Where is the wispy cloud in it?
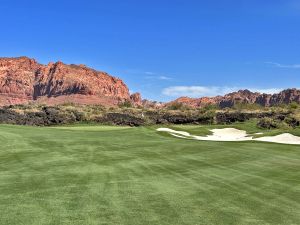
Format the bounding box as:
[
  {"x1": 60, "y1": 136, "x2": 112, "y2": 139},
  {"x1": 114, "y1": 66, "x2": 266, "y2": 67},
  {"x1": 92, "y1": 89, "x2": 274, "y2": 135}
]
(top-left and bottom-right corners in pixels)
[
  {"x1": 159, "y1": 76, "x2": 172, "y2": 80},
  {"x1": 162, "y1": 86, "x2": 284, "y2": 98},
  {"x1": 124, "y1": 69, "x2": 173, "y2": 80},
  {"x1": 146, "y1": 75, "x2": 172, "y2": 80},
  {"x1": 144, "y1": 71, "x2": 172, "y2": 80},
  {"x1": 145, "y1": 71, "x2": 156, "y2": 75},
  {"x1": 265, "y1": 62, "x2": 300, "y2": 68}
]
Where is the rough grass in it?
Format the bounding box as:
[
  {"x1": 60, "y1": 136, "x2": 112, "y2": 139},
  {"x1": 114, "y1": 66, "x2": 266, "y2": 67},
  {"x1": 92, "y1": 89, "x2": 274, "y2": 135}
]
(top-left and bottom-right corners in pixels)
[{"x1": 0, "y1": 124, "x2": 300, "y2": 225}]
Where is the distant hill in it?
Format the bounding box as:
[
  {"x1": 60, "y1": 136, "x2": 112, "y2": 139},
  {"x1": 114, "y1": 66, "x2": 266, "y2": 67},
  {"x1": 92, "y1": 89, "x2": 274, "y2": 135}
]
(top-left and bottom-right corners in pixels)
[{"x1": 167, "y1": 89, "x2": 300, "y2": 108}]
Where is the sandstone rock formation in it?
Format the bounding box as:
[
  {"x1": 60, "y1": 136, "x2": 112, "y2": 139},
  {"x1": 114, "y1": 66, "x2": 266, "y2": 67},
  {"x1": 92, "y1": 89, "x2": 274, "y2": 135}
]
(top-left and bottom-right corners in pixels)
[
  {"x1": 1, "y1": 56, "x2": 300, "y2": 109},
  {"x1": 269, "y1": 89, "x2": 300, "y2": 106},
  {"x1": 0, "y1": 57, "x2": 134, "y2": 106},
  {"x1": 130, "y1": 92, "x2": 142, "y2": 106},
  {"x1": 0, "y1": 57, "x2": 39, "y2": 105},
  {"x1": 169, "y1": 89, "x2": 300, "y2": 108},
  {"x1": 166, "y1": 96, "x2": 221, "y2": 108},
  {"x1": 219, "y1": 90, "x2": 261, "y2": 108}
]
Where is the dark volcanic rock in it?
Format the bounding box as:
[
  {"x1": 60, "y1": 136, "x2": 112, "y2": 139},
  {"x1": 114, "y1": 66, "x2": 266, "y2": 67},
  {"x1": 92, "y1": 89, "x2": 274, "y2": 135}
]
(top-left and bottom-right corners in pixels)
[
  {"x1": 215, "y1": 111, "x2": 277, "y2": 124},
  {"x1": 97, "y1": 113, "x2": 145, "y2": 126}
]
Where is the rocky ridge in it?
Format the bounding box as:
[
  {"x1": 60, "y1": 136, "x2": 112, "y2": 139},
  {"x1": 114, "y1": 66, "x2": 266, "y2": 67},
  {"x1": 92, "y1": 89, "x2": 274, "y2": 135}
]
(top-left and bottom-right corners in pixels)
[
  {"x1": 1, "y1": 56, "x2": 300, "y2": 108},
  {"x1": 169, "y1": 89, "x2": 300, "y2": 108},
  {"x1": 0, "y1": 57, "x2": 141, "y2": 106}
]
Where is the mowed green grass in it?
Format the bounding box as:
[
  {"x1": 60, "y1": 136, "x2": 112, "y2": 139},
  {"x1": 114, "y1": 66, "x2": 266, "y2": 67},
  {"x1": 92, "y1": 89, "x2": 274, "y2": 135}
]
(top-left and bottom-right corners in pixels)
[{"x1": 0, "y1": 124, "x2": 300, "y2": 225}]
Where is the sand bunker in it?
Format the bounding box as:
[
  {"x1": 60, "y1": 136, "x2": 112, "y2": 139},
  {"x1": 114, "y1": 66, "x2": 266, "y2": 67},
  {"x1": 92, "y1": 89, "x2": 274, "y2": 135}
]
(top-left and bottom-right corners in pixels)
[
  {"x1": 157, "y1": 128, "x2": 253, "y2": 142},
  {"x1": 256, "y1": 133, "x2": 300, "y2": 145},
  {"x1": 157, "y1": 128, "x2": 300, "y2": 145}
]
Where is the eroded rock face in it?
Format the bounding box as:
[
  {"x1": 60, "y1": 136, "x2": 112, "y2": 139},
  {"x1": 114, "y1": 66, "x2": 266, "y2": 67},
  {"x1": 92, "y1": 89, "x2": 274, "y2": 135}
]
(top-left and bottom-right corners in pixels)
[
  {"x1": 0, "y1": 57, "x2": 40, "y2": 105},
  {"x1": 0, "y1": 57, "x2": 131, "y2": 106},
  {"x1": 166, "y1": 96, "x2": 222, "y2": 108},
  {"x1": 255, "y1": 94, "x2": 272, "y2": 107},
  {"x1": 169, "y1": 89, "x2": 300, "y2": 108},
  {"x1": 141, "y1": 99, "x2": 163, "y2": 109},
  {"x1": 269, "y1": 89, "x2": 300, "y2": 106},
  {"x1": 130, "y1": 92, "x2": 142, "y2": 106},
  {"x1": 219, "y1": 90, "x2": 261, "y2": 108}
]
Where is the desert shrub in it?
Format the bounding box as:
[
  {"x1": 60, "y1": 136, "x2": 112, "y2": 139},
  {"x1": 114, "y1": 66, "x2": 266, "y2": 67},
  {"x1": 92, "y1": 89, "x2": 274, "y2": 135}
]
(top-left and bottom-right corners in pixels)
[
  {"x1": 257, "y1": 118, "x2": 278, "y2": 129},
  {"x1": 233, "y1": 103, "x2": 263, "y2": 111},
  {"x1": 91, "y1": 104, "x2": 105, "y2": 111},
  {"x1": 143, "y1": 110, "x2": 167, "y2": 124},
  {"x1": 60, "y1": 102, "x2": 77, "y2": 107},
  {"x1": 0, "y1": 108, "x2": 21, "y2": 124},
  {"x1": 199, "y1": 110, "x2": 216, "y2": 124},
  {"x1": 275, "y1": 114, "x2": 287, "y2": 121},
  {"x1": 118, "y1": 100, "x2": 133, "y2": 108},
  {"x1": 284, "y1": 116, "x2": 300, "y2": 128},
  {"x1": 198, "y1": 104, "x2": 219, "y2": 113},
  {"x1": 198, "y1": 113, "x2": 215, "y2": 124},
  {"x1": 84, "y1": 105, "x2": 105, "y2": 113},
  {"x1": 166, "y1": 102, "x2": 185, "y2": 110},
  {"x1": 167, "y1": 102, "x2": 190, "y2": 111},
  {"x1": 256, "y1": 117, "x2": 292, "y2": 129},
  {"x1": 288, "y1": 102, "x2": 299, "y2": 111}
]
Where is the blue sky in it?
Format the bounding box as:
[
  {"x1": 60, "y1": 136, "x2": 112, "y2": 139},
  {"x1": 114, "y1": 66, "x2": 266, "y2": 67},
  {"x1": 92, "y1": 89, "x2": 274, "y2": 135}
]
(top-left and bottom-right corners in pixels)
[{"x1": 1, "y1": 0, "x2": 300, "y2": 101}]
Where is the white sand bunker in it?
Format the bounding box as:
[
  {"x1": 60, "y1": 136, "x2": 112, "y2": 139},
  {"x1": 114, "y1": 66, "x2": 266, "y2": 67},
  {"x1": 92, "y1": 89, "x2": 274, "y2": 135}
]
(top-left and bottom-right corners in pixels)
[
  {"x1": 256, "y1": 133, "x2": 300, "y2": 145},
  {"x1": 157, "y1": 128, "x2": 300, "y2": 145},
  {"x1": 157, "y1": 128, "x2": 253, "y2": 142}
]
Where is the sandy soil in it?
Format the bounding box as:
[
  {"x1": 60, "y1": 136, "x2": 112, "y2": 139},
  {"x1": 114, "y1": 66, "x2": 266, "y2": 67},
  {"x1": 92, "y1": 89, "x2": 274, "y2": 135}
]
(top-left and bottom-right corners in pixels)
[{"x1": 157, "y1": 128, "x2": 300, "y2": 145}]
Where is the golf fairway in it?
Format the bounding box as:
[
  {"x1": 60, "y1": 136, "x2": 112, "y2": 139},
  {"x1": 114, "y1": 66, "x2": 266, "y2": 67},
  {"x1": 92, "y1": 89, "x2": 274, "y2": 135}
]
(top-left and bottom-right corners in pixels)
[{"x1": 0, "y1": 124, "x2": 299, "y2": 225}]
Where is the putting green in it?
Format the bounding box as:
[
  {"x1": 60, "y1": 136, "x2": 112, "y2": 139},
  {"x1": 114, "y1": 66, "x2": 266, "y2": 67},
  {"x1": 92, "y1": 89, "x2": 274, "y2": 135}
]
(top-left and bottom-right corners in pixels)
[{"x1": 0, "y1": 124, "x2": 299, "y2": 225}]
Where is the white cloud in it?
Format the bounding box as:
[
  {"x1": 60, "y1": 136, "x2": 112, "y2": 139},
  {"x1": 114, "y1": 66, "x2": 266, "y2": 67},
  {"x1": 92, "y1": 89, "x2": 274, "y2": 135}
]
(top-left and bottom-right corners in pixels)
[
  {"x1": 146, "y1": 75, "x2": 172, "y2": 80},
  {"x1": 265, "y1": 62, "x2": 300, "y2": 69},
  {"x1": 123, "y1": 69, "x2": 173, "y2": 81},
  {"x1": 158, "y1": 76, "x2": 172, "y2": 80},
  {"x1": 250, "y1": 88, "x2": 284, "y2": 94},
  {"x1": 162, "y1": 86, "x2": 285, "y2": 98},
  {"x1": 162, "y1": 86, "x2": 228, "y2": 97},
  {"x1": 145, "y1": 71, "x2": 155, "y2": 75}
]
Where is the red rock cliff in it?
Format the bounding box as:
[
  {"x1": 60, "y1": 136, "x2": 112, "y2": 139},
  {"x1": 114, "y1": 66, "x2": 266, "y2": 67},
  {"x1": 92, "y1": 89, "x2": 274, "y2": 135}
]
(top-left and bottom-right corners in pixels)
[{"x1": 0, "y1": 57, "x2": 131, "y2": 106}]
